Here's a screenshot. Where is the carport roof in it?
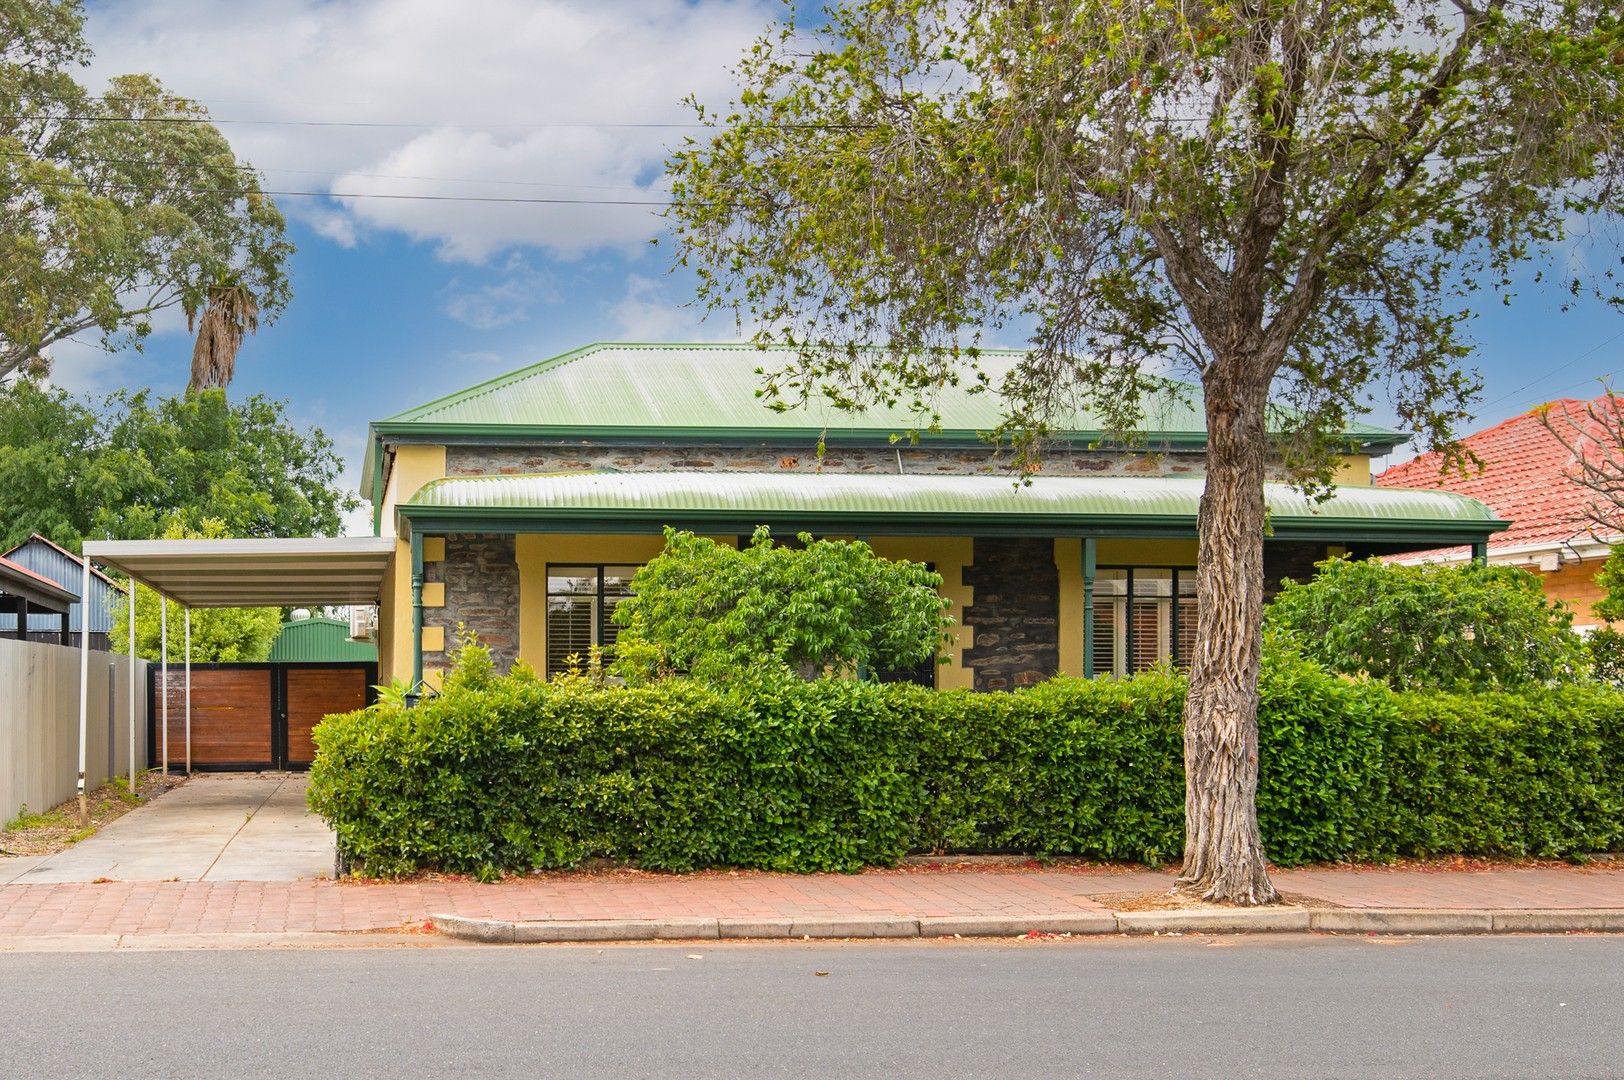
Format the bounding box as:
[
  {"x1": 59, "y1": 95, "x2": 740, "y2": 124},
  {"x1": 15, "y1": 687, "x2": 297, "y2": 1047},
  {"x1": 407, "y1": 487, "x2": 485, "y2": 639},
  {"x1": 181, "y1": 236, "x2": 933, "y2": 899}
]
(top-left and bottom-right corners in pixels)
[{"x1": 81, "y1": 537, "x2": 394, "y2": 608}]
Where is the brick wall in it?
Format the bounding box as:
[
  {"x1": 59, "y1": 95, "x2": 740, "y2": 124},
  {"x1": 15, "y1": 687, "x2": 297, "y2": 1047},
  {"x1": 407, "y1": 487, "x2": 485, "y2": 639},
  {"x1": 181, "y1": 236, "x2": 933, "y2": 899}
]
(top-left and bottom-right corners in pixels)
[
  {"x1": 424, "y1": 534, "x2": 520, "y2": 675},
  {"x1": 1541, "y1": 559, "x2": 1611, "y2": 627},
  {"x1": 961, "y1": 538, "x2": 1060, "y2": 690}
]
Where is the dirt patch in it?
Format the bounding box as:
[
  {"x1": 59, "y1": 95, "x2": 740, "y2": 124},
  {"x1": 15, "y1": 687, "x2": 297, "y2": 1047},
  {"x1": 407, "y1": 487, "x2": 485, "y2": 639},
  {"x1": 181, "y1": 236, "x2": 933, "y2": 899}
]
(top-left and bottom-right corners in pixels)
[
  {"x1": 1089, "y1": 889, "x2": 1341, "y2": 911},
  {"x1": 0, "y1": 772, "x2": 183, "y2": 856}
]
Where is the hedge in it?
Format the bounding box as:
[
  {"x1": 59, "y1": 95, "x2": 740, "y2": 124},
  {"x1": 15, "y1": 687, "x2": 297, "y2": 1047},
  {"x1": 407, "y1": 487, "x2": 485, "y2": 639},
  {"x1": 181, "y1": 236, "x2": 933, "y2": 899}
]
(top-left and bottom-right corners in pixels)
[{"x1": 308, "y1": 657, "x2": 1624, "y2": 879}]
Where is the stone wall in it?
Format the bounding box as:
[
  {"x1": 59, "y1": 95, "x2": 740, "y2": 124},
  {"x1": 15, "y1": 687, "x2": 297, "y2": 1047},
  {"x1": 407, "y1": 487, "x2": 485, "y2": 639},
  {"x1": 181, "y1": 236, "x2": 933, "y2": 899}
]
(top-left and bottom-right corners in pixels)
[
  {"x1": 960, "y1": 538, "x2": 1060, "y2": 690},
  {"x1": 424, "y1": 534, "x2": 520, "y2": 675},
  {"x1": 445, "y1": 442, "x2": 1207, "y2": 479}
]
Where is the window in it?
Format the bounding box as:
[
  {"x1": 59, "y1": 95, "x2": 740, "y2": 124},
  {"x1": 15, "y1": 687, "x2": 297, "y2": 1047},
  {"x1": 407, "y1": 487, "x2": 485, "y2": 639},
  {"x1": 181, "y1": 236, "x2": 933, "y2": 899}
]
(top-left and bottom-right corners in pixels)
[
  {"x1": 545, "y1": 565, "x2": 638, "y2": 676},
  {"x1": 1091, "y1": 567, "x2": 1198, "y2": 676}
]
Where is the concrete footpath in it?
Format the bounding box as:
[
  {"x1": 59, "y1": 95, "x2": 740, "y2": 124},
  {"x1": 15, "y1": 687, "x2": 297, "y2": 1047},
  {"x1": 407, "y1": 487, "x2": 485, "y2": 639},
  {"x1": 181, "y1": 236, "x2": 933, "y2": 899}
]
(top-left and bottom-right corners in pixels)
[{"x1": 1, "y1": 860, "x2": 1622, "y2": 948}]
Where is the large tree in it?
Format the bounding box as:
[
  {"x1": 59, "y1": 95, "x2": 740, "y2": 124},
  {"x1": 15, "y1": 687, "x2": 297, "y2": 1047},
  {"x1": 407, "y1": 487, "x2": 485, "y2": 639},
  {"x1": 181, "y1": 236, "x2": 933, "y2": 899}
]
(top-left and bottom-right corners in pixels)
[
  {"x1": 0, "y1": 379, "x2": 356, "y2": 551},
  {"x1": 0, "y1": 0, "x2": 290, "y2": 383},
  {"x1": 668, "y1": 0, "x2": 1624, "y2": 901}
]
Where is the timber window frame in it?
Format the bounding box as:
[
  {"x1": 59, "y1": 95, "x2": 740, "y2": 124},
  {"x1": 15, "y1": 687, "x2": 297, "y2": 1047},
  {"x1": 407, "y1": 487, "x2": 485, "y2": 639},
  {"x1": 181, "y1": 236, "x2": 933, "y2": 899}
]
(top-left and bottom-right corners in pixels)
[
  {"x1": 1090, "y1": 565, "x2": 1198, "y2": 677},
  {"x1": 544, "y1": 563, "x2": 639, "y2": 677}
]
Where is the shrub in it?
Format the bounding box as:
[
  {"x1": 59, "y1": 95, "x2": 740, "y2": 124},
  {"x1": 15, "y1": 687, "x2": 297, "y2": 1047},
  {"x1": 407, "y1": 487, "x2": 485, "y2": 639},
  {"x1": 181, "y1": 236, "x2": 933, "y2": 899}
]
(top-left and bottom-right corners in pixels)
[
  {"x1": 1265, "y1": 556, "x2": 1587, "y2": 691},
  {"x1": 309, "y1": 652, "x2": 1624, "y2": 879},
  {"x1": 609, "y1": 526, "x2": 953, "y2": 684}
]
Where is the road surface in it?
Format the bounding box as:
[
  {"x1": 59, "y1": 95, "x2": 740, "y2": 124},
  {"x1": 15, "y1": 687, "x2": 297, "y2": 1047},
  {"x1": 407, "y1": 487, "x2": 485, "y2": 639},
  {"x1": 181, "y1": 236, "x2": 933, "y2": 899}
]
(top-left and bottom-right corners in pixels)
[{"x1": 4, "y1": 935, "x2": 1620, "y2": 1078}]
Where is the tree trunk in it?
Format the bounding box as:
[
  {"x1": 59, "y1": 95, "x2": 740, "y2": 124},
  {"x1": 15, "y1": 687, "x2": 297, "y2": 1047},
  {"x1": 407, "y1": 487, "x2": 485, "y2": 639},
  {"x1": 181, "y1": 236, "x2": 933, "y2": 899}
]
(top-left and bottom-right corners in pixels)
[{"x1": 1176, "y1": 364, "x2": 1278, "y2": 905}]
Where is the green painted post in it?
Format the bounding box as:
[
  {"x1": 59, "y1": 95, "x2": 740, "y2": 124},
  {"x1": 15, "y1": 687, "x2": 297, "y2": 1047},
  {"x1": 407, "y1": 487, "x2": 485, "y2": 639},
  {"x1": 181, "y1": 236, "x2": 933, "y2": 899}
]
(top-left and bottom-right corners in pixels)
[
  {"x1": 1471, "y1": 540, "x2": 1489, "y2": 565},
  {"x1": 409, "y1": 530, "x2": 425, "y2": 703},
  {"x1": 1082, "y1": 537, "x2": 1097, "y2": 678}
]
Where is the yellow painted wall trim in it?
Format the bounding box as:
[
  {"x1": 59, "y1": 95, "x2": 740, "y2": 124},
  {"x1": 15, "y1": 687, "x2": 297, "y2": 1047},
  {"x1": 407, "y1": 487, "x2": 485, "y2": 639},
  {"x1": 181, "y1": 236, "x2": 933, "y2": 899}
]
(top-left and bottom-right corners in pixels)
[
  {"x1": 1054, "y1": 539, "x2": 1083, "y2": 677},
  {"x1": 421, "y1": 625, "x2": 446, "y2": 653},
  {"x1": 868, "y1": 537, "x2": 974, "y2": 691},
  {"x1": 422, "y1": 536, "x2": 446, "y2": 562},
  {"x1": 421, "y1": 581, "x2": 446, "y2": 608}
]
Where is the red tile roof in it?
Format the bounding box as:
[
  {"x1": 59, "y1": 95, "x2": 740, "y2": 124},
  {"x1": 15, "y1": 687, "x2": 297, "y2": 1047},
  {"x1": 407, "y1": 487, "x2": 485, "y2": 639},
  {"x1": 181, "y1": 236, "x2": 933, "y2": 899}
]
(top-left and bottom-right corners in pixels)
[{"x1": 1376, "y1": 396, "x2": 1624, "y2": 555}]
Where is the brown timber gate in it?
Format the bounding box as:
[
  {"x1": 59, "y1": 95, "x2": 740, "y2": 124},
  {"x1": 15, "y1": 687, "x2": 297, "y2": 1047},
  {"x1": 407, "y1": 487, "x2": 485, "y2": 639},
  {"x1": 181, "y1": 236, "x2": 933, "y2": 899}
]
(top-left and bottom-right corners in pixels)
[{"x1": 149, "y1": 662, "x2": 376, "y2": 771}]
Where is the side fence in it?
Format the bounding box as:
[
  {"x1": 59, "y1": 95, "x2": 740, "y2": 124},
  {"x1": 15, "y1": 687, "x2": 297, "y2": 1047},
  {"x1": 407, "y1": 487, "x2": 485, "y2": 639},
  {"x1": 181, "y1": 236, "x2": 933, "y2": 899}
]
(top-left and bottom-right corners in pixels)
[{"x1": 0, "y1": 638, "x2": 149, "y2": 826}]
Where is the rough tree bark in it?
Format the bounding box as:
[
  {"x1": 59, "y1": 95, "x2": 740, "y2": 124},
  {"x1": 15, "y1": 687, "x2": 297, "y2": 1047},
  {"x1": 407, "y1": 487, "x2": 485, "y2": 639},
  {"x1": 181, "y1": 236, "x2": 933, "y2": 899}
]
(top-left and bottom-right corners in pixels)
[{"x1": 1176, "y1": 361, "x2": 1279, "y2": 905}]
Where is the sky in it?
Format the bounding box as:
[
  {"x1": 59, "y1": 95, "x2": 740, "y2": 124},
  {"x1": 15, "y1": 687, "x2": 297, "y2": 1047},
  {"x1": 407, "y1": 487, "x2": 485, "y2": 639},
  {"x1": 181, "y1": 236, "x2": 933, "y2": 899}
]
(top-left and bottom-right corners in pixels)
[{"x1": 47, "y1": 0, "x2": 1624, "y2": 533}]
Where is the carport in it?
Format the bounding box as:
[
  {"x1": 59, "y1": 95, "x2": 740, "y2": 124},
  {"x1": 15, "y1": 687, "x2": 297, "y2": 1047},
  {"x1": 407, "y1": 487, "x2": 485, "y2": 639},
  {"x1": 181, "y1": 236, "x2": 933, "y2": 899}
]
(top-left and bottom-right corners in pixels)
[{"x1": 75, "y1": 538, "x2": 394, "y2": 813}]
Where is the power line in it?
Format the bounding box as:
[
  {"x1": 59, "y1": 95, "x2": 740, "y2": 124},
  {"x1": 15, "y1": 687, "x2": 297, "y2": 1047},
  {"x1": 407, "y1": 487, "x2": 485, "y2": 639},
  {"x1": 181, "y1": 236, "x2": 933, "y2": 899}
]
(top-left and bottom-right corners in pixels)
[
  {"x1": 0, "y1": 149, "x2": 656, "y2": 194},
  {"x1": 22, "y1": 177, "x2": 673, "y2": 207},
  {"x1": 1476, "y1": 328, "x2": 1624, "y2": 412},
  {"x1": 0, "y1": 112, "x2": 869, "y2": 131}
]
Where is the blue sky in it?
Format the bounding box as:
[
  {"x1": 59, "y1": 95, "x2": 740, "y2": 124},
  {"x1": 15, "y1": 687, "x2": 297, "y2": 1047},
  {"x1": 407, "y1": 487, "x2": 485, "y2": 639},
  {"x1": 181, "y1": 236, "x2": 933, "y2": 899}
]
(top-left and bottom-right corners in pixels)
[{"x1": 55, "y1": 1, "x2": 1624, "y2": 530}]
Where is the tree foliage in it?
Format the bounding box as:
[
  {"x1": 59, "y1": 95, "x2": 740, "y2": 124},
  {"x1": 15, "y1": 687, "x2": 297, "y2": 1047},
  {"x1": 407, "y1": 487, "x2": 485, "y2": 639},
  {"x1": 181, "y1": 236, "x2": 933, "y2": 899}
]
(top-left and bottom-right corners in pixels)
[
  {"x1": 0, "y1": 378, "x2": 355, "y2": 552},
  {"x1": 667, "y1": 0, "x2": 1624, "y2": 903},
  {"x1": 108, "y1": 520, "x2": 280, "y2": 663},
  {"x1": 669, "y1": 0, "x2": 1621, "y2": 469},
  {"x1": 609, "y1": 527, "x2": 953, "y2": 684},
  {"x1": 1265, "y1": 557, "x2": 1587, "y2": 690},
  {"x1": 0, "y1": 0, "x2": 291, "y2": 382}
]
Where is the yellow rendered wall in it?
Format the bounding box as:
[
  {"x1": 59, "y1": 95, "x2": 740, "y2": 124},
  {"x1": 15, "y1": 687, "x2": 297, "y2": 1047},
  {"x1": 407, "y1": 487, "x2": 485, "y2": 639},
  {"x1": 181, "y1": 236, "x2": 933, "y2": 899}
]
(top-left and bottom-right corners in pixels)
[
  {"x1": 1055, "y1": 540, "x2": 1083, "y2": 676},
  {"x1": 1095, "y1": 538, "x2": 1199, "y2": 566},
  {"x1": 514, "y1": 533, "x2": 670, "y2": 674},
  {"x1": 377, "y1": 445, "x2": 446, "y2": 538},
  {"x1": 867, "y1": 537, "x2": 975, "y2": 691},
  {"x1": 1335, "y1": 456, "x2": 1373, "y2": 486}
]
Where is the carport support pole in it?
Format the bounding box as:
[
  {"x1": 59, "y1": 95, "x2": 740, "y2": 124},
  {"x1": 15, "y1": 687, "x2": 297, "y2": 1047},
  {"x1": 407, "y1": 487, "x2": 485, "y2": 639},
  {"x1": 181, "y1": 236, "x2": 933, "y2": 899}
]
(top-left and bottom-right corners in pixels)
[
  {"x1": 127, "y1": 579, "x2": 136, "y2": 790},
  {"x1": 184, "y1": 608, "x2": 192, "y2": 775},
  {"x1": 75, "y1": 555, "x2": 92, "y2": 823},
  {"x1": 160, "y1": 601, "x2": 168, "y2": 775}
]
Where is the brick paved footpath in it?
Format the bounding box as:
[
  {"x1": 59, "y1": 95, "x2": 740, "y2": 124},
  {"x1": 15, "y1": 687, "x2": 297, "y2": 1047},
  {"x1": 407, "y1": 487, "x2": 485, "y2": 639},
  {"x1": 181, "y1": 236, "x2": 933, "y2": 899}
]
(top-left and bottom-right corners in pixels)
[{"x1": 1, "y1": 864, "x2": 1621, "y2": 938}]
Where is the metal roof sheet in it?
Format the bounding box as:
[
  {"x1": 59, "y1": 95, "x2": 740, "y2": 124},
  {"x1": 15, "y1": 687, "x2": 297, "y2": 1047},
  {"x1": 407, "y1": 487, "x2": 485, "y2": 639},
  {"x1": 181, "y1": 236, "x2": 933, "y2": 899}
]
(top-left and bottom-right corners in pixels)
[
  {"x1": 402, "y1": 471, "x2": 1503, "y2": 539},
  {"x1": 378, "y1": 342, "x2": 1403, "y2": 445},
  {"x1": 267, "y1": 617, "x2": 378, "y2": 663},
  {"x1": 81, "y1": 538, "x2": 395, "y2": 609}
]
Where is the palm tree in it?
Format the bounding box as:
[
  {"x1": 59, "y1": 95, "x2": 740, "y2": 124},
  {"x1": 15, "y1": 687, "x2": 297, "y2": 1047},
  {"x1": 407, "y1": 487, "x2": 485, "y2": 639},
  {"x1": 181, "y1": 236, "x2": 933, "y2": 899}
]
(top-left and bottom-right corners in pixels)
[{"x1": 187, "y1": 276, "x2": 259, "y2": 391}]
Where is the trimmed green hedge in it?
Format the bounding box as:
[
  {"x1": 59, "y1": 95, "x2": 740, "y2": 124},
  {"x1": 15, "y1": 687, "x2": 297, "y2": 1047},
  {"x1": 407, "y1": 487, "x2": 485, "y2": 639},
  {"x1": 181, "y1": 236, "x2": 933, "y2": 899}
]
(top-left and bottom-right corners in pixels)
[{"x1": 308, "y1": 658, "x2": 1624, "y2": 879}]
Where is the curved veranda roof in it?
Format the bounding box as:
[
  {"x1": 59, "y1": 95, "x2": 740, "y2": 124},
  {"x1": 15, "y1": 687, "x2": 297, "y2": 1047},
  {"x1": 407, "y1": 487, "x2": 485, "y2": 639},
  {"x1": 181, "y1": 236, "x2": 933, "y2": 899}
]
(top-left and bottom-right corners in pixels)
[{"x1": 400, "y1": 471, "x2": 1506, "y2": 545}]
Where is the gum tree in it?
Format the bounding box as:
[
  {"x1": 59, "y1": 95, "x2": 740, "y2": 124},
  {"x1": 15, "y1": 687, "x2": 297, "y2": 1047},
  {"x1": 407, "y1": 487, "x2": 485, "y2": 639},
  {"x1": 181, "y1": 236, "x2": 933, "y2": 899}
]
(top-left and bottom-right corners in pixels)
[
  {"x1": 667, "y1": 0, "x2": 1624, "y2": 901},
  {"x1": 1, "y1": 1, "x2": 290, "y2": 383}
]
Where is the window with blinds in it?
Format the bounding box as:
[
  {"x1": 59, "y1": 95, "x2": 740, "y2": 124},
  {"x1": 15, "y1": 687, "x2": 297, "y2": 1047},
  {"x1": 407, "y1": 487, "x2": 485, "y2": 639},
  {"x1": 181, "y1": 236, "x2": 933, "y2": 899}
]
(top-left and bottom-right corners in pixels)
[
  {"x1": 1090, "y1": 567, "x2": 1198, "y2": 677},
  {"x1": 546, "y1": 565, "x2": 640, "y2": 676}
]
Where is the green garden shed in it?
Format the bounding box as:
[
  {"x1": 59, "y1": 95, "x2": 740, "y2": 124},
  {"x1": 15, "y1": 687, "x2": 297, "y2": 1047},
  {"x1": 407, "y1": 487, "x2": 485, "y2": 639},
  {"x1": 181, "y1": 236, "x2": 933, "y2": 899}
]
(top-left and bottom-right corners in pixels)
[{"x1": 268, "y1": 616, "x2": 378, "y2": 663}]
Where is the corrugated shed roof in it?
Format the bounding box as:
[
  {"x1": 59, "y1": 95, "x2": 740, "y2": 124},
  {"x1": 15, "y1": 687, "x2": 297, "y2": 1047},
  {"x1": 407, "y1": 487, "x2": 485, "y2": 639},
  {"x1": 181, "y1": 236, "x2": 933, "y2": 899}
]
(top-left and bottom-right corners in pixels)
[
  {"x1": 378, "y1": 342, "x2": 1404, "y2": 446},
  {"x1": 404, "y1": 471, "x2": 1501, "y2": 535},
  {"x1": 0, "y1": 535, "x2": 119, "y2": 633},
  {"x1": 0, "y1": 553, "x2": 78, "y2": 608},
  {"x1": 267, "y1": 618, "x2": 378, "y2": 663},
  {"x1": 1376, "y1": 396, "x2": 1623, "y2": 557}
]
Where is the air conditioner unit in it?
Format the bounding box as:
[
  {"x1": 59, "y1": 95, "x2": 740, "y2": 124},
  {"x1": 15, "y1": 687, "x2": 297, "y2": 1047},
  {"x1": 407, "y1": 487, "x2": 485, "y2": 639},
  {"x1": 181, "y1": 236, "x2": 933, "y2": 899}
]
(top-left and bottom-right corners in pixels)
[{"x1": 349, "y1": 605, "x2": 378, "y2": 642}]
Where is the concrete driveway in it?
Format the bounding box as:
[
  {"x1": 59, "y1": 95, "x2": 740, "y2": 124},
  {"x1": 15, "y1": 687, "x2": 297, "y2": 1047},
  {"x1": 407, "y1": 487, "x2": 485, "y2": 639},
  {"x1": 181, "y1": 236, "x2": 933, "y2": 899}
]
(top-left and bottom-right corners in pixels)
[{"x1": 5, "y1": 774, "x2": 333, "y2": 884}]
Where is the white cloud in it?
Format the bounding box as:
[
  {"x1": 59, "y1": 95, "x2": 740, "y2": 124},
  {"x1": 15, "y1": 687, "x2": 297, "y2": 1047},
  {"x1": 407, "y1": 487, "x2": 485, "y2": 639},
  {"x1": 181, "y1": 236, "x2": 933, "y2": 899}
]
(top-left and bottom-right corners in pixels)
[
  {"x1": 443, "y1": 256, "x2": 559, "y2": 329},
  {"x1": 84, "y1": 0, "x2": 772, "y2": 263},
  {"x1": 609, "y1": 274, "x2": 748, "y2": 342}
]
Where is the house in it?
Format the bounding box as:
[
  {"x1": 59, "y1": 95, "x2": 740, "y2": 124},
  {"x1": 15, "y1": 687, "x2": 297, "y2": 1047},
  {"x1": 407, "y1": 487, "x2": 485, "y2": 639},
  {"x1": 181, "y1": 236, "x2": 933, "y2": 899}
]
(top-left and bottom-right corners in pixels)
[
  {"x1": 268, "y1": 614, "x2": 379, "y2": 663},
  {"x1": 0, "y1": 534, "x2": 120, "y2": 649},
  {"x1": 1375, "y1": 395, "x2": 1622, "y2": 629},
  {"x1": 0, "y1": 552, "x2": 78, "y2": 643},
  {"x1": 359, "y1": 342, "x2": 1506, "y2": 692}
]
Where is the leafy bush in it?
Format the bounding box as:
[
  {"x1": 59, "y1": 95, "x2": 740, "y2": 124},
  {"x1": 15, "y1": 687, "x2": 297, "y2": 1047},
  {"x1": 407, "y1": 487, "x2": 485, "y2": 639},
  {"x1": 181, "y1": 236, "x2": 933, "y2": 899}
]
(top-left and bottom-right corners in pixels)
[
  {"x1": 1588, "y1": 627, "x2": 1624, "y2": 689},
  {"x1": 610, "y1": 526, "x2": 953, "y2": 683},
  {"x1": 308, "y1": 652, "x2": 1624, "y2": 879},
  {"x1": 1265, "y1": 556, "x2": 1586, "y2": 691}
]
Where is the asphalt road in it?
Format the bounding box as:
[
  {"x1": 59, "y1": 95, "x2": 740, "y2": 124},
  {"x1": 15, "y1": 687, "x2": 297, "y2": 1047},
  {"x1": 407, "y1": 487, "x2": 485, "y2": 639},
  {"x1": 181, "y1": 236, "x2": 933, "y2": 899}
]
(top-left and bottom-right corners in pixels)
[{"x1": 5, "y1": 935, "x2": 1621, "y2": 1079}]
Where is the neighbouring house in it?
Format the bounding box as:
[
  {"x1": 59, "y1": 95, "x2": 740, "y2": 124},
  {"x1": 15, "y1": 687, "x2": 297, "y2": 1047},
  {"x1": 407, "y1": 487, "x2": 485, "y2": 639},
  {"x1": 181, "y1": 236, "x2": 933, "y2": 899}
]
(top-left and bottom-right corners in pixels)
[
  {"x1": 359, "y1": 342, "x2": 1506, "y2": 692},
  {"x1": 268, "y1": 614, "x2": 379, "y2": 663},
  {"x1": 0, "y1": 534, "x2": 120, "y2": 649},
  {"x1": 0, "y1": 552, "x2": 77, "y2": 644},
  {"x1": 1375, "y1": 395, "x2": 1622, "y2": 629}
]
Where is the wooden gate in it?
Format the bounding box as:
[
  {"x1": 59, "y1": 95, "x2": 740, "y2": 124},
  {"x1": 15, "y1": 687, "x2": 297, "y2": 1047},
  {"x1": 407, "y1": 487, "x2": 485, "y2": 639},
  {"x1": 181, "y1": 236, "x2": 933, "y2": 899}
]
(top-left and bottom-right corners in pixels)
[{"x1": 149, "y1": 662, "x2": 376, "y2": 771}]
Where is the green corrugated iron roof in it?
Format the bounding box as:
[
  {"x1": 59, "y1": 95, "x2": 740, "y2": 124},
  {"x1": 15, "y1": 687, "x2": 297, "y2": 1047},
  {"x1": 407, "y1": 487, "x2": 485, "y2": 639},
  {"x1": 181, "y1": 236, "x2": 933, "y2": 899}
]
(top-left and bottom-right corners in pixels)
[
  {"x1": 267, "y1": 617, "x2": 378, "y2": 663},
  {"x1": 378, "y1": 342, "x2": 1403, "y2": 447},
  {"x1": 401, "y1": 471, "x2": 1505, "y2": 544}
]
